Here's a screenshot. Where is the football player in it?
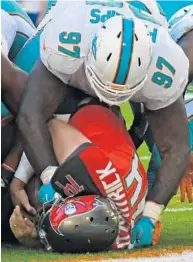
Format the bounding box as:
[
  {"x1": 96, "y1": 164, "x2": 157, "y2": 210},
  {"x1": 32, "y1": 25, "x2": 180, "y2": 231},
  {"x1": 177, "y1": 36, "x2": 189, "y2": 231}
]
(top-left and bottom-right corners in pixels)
[
  {"x1": 148, "y1": 5, "x2": 193, "y2": 192},
  {"x1": 146, "y1": 5, "x2": 193, "y2": 199},
  {"x1": 10, "y1": 195, "x2": 120, "y2": 252},
  {"x1": 10, "y1": 102, "x2": 149, "y2": 251},
  {"x1": 14, "y1": 0, "x2": 168, "y2": 73},
  {"x1": 17, "y1": 1, "x2": 190, "y2": 247},
  {"x1": 1, "y1": 0, "x2": 35, "y2": 162},
  {"x1": 168, "y1": 6, "x2": 193, "y2": 204},
  {"x1": 1, "y1": 0, "x2": 35, "y2": 114},
  {"x1": 1, "y1": 0, "x2": 36, "y2": 241}
]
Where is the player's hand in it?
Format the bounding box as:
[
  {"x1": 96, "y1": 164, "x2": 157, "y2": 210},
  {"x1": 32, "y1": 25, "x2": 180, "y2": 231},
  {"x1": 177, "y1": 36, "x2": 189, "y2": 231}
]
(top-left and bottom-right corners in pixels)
[
  {"x1": 131, "y1": 201, "x2": 163, "y2": 247},
  {"x1": 131, "y1": 216, "x2": 161, "y2": 247},
  {"x1": 38, "y1": 182, "x2": 56, "y2": 203},
  {"x1": 10, "y1": 177, "x2": 36, "y2": 215},
  {"x1": 180, "y1": 175, "x2": 193, "y2": 203},
  {"x1": 9, "y1": 206, "x2": 39, "y2": 248}
]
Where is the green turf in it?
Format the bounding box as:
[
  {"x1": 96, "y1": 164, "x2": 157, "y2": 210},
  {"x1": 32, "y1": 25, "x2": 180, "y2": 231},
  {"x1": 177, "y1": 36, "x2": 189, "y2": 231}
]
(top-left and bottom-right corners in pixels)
[
  {"x1": 2, "y1": 195, "x2": 193, "y2": 262},
  {"x1": 2, "y1": 103, "x2": 193, "y2": 262}
]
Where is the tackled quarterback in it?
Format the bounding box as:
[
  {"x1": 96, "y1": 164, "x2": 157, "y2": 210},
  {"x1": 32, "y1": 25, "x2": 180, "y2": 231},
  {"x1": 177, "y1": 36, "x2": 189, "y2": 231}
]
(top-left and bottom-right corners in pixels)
[{"x1": 1, "y1": 0, "x2": 193, "y2": 254}]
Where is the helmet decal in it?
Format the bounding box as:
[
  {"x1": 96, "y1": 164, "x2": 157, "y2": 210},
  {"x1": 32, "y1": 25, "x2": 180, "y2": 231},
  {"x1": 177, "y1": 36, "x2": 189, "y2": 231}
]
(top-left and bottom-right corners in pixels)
[
  {"x1": 36, "y1": 195, "x2": 119, "y2": 252},
  {"x1": 113, "y1": 18, "x2": 134, "y2": 85},
  {"x1": 50, "y1": 195, "x2": 104, "y2": 234},
  {"x1": 64, "y1": 203, "x2": 77, "y2": 215}
]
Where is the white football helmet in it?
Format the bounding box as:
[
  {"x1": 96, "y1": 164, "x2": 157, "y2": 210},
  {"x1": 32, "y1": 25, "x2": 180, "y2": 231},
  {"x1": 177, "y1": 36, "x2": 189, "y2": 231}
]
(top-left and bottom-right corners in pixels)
[
  {"x1": 85, "y1": 16, "x2": 152, "y2": 105},
  {"x1": 168, "y1": 5, "x2": 193, "y2": 42},
  {"x1": 128, "y1": 0, "x2": 168, "y2": 30}
]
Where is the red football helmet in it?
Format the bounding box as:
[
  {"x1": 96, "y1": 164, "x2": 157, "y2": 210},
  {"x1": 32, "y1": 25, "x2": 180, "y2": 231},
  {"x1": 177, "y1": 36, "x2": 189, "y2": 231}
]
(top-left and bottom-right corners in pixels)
[{"x1": 36, "y1": 195, "x2": 119, "y2": 253}]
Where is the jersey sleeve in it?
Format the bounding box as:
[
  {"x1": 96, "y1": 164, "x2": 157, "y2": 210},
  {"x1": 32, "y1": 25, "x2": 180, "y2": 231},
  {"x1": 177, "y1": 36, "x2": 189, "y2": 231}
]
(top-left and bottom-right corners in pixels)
[
  {"x1": 168, "y1": 5, "x2": 193, "y2": 42},
  {"x1": 133, "y1": 26, "x2": 189, "y2": 110},
  {"x1": 1, "y1": 10, "x2": 17, "y2": 56},
  {"x1": 40, "y1": 9, "x2": 87, "y2": 85}
]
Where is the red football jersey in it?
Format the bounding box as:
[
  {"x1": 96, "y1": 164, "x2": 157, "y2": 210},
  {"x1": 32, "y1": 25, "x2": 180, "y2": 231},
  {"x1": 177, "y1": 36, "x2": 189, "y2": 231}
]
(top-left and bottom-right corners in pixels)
[{"x1": 69, "y1": 105, "x2": 147, "y2": 249}]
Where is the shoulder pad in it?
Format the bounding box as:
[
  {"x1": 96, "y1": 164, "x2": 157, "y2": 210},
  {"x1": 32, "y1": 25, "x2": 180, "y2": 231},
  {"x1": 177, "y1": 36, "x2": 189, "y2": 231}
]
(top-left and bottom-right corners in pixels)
[{"x1": 168, "y1": 5, "x2": 193, "y2": 42}]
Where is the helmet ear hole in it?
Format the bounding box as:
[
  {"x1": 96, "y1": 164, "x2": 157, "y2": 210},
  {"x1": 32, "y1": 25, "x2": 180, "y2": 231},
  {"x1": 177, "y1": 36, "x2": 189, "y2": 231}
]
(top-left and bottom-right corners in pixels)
[
  {"x1": 90, "y1": 217, "x2": 94, "y2": 222},
  {"x1": 135, "y1": 34, "x2": 138, "y2": 41},
  {"x1": 112, "y1": 230, "x2": 116, "y2": 234},
  {"x1": 102, "y1": 25, "x2": 106, "y2": 29},
  {"x1": 66, "y1": 239, "x2": 70, "y2": 243},
  {"x1": 75, "y1": 225, "x2": 79, "y2": 229},
  {"x1": 105, "y1": 217, "x2": 109, "y2": 221}
]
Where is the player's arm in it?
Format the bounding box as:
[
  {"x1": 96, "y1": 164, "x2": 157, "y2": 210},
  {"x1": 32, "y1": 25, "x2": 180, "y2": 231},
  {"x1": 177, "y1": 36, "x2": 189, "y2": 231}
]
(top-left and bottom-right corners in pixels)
[
  {"x1": 146, "y1": 96, "x2": 190, "y2": 205},
  {"x1": 1, "y1": 53, "x2": 28, "y2": 115},
  {"x1": 17, "y1": 59, "x2": 66, "y2": 175},
  {"x1": 131, "y1": 97, "x2": 190, "y2": 248},
  {"x1": 178, "y1": 30, "x2": 193, "y2": 81}
]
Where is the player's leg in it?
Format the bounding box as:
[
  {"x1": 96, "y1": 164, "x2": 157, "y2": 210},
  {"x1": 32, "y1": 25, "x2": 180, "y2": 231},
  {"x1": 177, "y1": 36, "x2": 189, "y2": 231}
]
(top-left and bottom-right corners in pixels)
[
  {"x1": 147, "y1": 144, "x2": 161, "y2": 194},
  {"x1": 188, "y1": 117, "x2": 193, "y2": 154},
  {"x1": 129, "y1": 102, "x2": 156, "y2": 195}
]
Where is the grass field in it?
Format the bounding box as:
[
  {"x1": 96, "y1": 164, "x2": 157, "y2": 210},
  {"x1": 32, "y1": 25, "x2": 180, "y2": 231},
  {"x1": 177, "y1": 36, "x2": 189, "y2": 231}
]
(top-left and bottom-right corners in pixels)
[
  {"x1": 2, "y1": 104, "x2": 193, "y2": 262},
  {"x1": 2, "y1": 195, "x2": 193, "y2": 262}
]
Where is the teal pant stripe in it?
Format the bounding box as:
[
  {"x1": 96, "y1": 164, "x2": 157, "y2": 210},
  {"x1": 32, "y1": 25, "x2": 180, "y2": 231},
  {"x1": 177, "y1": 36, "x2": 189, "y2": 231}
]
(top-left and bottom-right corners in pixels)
[
  {"x1": 13, "y1": 33, "x2": 40, "y2": 73},
  {"x1": 9, "y1": 32, "x2": 29, "y2": 60},
  {"x1": 1, "y1": 102, "x2": 9, "y2": 118}
]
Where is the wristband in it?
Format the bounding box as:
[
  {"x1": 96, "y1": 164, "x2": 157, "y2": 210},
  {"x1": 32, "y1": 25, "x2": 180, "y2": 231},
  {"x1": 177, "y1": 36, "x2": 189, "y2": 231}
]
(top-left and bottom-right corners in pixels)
[
  {"x1": 40, "y1": 166, "x2": 57, "y2": 184},
  {"x1": 143, "y1": 201, "x2": 164, "y2": 221},
  {"x1": 14, "y1": 153, "x2": 34, "y2": 184},
  {"x1": 1, "y1": 164, "x2": 15, "y2": 186}
]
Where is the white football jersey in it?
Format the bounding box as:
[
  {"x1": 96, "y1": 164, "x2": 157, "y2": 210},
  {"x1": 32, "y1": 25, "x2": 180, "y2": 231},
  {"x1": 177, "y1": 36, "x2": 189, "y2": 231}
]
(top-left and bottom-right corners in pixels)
[
  {"x1": 128, "y1": 0, "x2": 168, "y2": 29},
  {"x1": 185, "y1": 99, "x2": 193, "y2": 118},
  {"x1": 132, "y1": 23, "x2": 189, "y2": 110},
  {"x1": 1, "y1": 9, "x2": 17, "y2": 55},
  {"x1": 40, "y1": 0, "x2": 189, "y2": 110},
  {"x1": 168, "y1": 5, "x2": 193, "y2": 42},
  {"x1": 1, "y1": 6, "x2": 34, "y2": 58}
]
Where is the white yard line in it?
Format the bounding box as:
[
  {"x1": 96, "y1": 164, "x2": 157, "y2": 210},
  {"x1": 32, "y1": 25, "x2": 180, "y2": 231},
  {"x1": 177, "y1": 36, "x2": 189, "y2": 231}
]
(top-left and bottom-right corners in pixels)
[
  {"x1": 139, "y1": 156, "x2": 150, "y2": 160},
  {"x1": 165, "y1": 207, "x2": 193, "y2": 212},
  {"x1": 101, "y1": 251, "x2": 193, "y2": 262}
]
